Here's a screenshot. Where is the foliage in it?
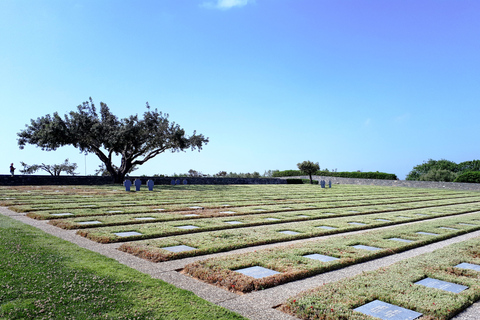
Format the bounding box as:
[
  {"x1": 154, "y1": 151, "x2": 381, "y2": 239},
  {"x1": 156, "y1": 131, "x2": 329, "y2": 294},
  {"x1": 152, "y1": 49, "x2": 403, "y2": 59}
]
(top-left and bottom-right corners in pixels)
[
  {"x1": 419, "y1": 168, "x2": 458, "y2": 182},
  {"x1": 94, "y1": 163, "x2": 137, "y2": 177},
  {"x1": 17, "y1": 98, "x2": 208, "y2": 183},
  {"x1": 297, "y1": 161, "x2": 320, "y2": 184},
  {"x1": 454, "y1": 171, "x2": 480, "y2": 183},
  {"x1": 406, "y1": 159, "x2": 480, "y2": 182},
  {"x1": 20, "y1": 158, "x2": 78, "y2": 176},
  {"x1": 273, "y1": 170, "x2": 398, "y2": 180}
]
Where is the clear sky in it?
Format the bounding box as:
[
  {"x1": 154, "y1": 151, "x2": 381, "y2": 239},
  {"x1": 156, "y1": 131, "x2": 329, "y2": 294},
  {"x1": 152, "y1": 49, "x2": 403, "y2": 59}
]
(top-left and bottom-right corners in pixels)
[{"x1": 1, "y1": 0, "x2": 479, "y2": 179}]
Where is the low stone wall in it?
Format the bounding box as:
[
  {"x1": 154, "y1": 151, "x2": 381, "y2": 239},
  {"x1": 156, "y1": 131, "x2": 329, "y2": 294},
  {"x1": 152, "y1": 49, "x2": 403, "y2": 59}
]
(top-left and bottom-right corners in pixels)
[
  {"x1": 0, "y1": 175, "x2": 286, "y2": 186},
  {"x1": 279, "y1": 176, "x2": 480, "y2": 191}
]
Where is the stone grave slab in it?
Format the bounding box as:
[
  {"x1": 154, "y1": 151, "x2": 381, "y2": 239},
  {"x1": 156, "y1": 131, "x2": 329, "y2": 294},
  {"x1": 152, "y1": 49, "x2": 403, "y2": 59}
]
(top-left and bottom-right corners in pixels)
[
  {"x1": 455, "y1": 262, "x2": 480, "y2": 272},
  {"x1": 279, "y1": 230, "x2": 300, "y2": 235},
  {"x1": 389, "y1": 237, "x2": 413, "y2": 243},
  {"x1": 296, "y1": 215, "x2": 310, "y2": 218},
  {"x1": 458, "y1": 223, "x2": 476, "y2": 226},
  {"x1": 224, "y1": 221, "x2": 243, "y2": 225},
  {"x1": 220, "y1": 211, "x2": 236, "y2": 214},
  {"x1": 154, "y1": 208, "x2": 165, "y2": 211},
  {"x1": 323, "y1": 212, "x2": 335, "y2": 215},
  {"x1": 254, "y1": 209, "x2": 267, "y2": 212},
  {"x1": 415, "y1": 277, "x2": 468, "y2": 293},
  {"x1": 162, "y1": 245, "x2": 196, "y2": 253},
  {"x1": 354, "y1": 300, "x2": 422, "y2": 320},
  {"x1": 439, "y1": 227, "x2": 458, "y2": 230},
  {"x1": 349, "y1": 222, "x2": 366, "y2": 226},
  {"x1": 353, "y1": 244, "x2": 381, "y2": 251},
  {"x1": 349, "y1": 210, "x2": 360, "y2": 213},
  {"x1": 416, "y1": 213, "x2": 429, "y2": 216},
  {"x1": 81, "y1": 205, "x2": 96, "y2": 207},
  {"x1": 106, "y1": 210, "x2": 123, "y2": 213},
  {"x1": 304, "y1": 253, "x2": 339, "y2": 262},
  {"x1": 135, "y1": 217, "x2": 156, "y2": 220},
  {"x1": 416, "y1": 231, "x2": 439, "y2": 236},
  {"x1": 50, "y1": 213, "x2": 74, "y2": 216},
  {"x1": 234, "y1": 266, "x2": 280, "y2": 279},
  {"x1": 78, "y1": 221, "x2": 102, "y2": 225},
  {"x1": 189, "y1": 206, "x2": 204, "y2": 210},
  {"x1": 221, "y1": 204, "x2": 231, "y2": 207},
  {"x1": 397, "y1": 216, "x2": 410, "y2": 219},
  {"x1": 114, "y1": 231, "x2": 142, "y2": 237},
  {"x1": 376, "y1": 219, "x2": 391, "y2": 222},
  {"x1": 317, "y1": 226, "x2": 337, "y2": 230},
  {"x1": 184, "y1": 214, "x2": 199, "y2": 217},
  {"x1": 176, "y1": 225, "x2": 199, "y2": 230},
  {"x1": 266, "y1": 218, "x2": 280, "y2": 221}
]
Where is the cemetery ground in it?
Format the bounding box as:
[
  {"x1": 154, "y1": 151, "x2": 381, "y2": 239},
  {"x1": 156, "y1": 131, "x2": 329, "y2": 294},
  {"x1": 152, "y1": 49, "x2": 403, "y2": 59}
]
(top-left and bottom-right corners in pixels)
[{"x1": 1, "y1": 184, "x2": 480, "y2": 319}]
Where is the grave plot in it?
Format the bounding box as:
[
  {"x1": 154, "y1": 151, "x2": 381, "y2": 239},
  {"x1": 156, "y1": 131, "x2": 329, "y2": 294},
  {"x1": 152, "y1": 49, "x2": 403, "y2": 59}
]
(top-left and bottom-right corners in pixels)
[
  {"x1": 182, "y1": 214, "x2": 480, "y2": 292},
  {"x1": 282, "y1": 236, "x2": 480, "y2": 320}
]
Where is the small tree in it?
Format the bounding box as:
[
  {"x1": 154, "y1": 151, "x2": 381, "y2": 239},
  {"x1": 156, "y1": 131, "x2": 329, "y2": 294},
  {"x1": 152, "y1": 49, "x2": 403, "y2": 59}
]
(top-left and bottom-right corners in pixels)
[
  {"x1": 297, "y1": 161, "x2": 320, "y2": 184},
  {"x1": 20, "y1": 159, "x2": 78, "y2": 176}
]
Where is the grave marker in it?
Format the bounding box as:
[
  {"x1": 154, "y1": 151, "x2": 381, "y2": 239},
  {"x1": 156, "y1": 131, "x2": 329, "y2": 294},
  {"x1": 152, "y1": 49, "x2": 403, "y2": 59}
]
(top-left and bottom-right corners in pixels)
[
  {"x1": 354, "y1": 300, "x2": 422, "y2": 320},
  {"x1": 389, "y1": 237, "x2": 413, "y2": 243},
  {"x1": 176, "y1": 225, "x2": 199, "y2": 230},
  {"x1": 162, "y1": 245, "x2": 196, "y2": 252},
  {"x1": 147, "y1": 179, "x2": 154, "y2": 191},
  {"x1": 134, "y1": 178, "x2": 142, "y2": 191},
  {"x1": 279, "y1": 230, "x2": 300, "y2": 235},
  {"x1": 234, "y1": 266, "x2": 280, "y2": 279},
  {"x1": 415, "y1": 277, "x2": 468, "y2": 293},
  {"x1": 135, "y1": 217, "x2": 155, "y2": 221},
  {"x1": 455, "y1": 262, "x2": 480, "y2": 272},
  {"x1": 352, "y1": 244, "x2": 381, "y2": 251},
  {"x1": 416, "y1": 231, "x2": 438, "y2": 236},
  {"x1": 114, "y1": 231, "x2": 142, "y2": 237},
  {"x1": 304, "y1": 253, "x2": 339, "y2": 262},
  {"x1": 183, "y1": 179, "x2": 188, "y2": 185},
  {"x1": 224, "y1": 221, "x2": 243, "y2": 225},
  {"x1": 124, "y1": 179, "x2": 132, "y2": 191},
  {"x1": 78, "y1": 221, "x2": 102, "y2": 225}
]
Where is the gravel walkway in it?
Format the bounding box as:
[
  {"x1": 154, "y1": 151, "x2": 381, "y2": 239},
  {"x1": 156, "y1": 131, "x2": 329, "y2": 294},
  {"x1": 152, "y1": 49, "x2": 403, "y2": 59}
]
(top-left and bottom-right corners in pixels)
[{"x1": 1, "y1": 206, "x2": 479, "y2": 320}]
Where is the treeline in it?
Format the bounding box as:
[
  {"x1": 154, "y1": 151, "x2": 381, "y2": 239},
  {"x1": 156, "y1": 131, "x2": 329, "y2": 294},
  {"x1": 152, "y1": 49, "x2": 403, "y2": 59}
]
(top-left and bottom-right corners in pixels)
[
  {"x1": 406, "y1": 159, "x2": 480, "y2": 183},
  {"x1": 272, "y1": 170, "x2": 398, "y2": 180}
]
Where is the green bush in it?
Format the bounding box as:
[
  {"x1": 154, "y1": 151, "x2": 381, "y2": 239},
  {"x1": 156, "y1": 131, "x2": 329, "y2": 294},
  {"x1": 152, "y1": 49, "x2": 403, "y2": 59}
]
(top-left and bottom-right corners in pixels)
[
  {"x1": 454, "y1": 171, "x2": 480, "y2": 183},
  {"x1": 419, "y1": 168, "x2": 458, "y2": 182},
  {"x1": 274, "y1": 170, "x2": 397, "y2": 180}
]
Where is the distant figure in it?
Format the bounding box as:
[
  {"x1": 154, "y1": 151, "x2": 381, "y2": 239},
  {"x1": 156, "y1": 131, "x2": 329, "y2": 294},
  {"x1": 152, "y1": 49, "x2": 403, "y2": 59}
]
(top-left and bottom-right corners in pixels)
[{"x1": 9, "y1": 163, "x2": 15, "y2": 177}]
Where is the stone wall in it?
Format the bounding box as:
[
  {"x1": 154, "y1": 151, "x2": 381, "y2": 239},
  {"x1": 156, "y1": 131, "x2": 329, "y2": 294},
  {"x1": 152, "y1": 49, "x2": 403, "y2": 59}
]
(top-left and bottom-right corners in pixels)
[
  {"x1": 279, "y1": 176, "x2": 480, "y2": 191},
  {"x1": 0, "y1": 175, "x2": 286, "y2": 186}
]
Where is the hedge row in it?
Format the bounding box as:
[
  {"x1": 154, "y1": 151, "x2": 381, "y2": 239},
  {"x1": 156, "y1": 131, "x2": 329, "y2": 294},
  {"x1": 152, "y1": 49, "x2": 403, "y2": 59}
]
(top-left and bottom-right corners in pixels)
[
  {"x1": 454, "y1": 171, "x2": 480, "y2": 183},
  {"x1": 274, "y1": 170, "x2": 398, "y2": 180}
]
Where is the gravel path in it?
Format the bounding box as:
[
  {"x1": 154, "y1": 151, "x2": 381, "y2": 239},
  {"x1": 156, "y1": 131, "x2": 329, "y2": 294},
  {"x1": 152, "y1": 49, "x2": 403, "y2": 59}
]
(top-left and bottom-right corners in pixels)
[{"x1": 1, "y1": 206, "x2": 479, "y2": 320}]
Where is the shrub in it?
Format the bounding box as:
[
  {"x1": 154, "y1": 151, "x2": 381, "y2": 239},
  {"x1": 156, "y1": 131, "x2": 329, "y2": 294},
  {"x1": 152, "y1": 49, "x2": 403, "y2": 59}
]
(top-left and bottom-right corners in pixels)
[
  {"x1": 419, "y1": 168, "x2": 458, "y2": 182},
  {"x1": 454, "y1": 171, "x2": 480, "y2": 183},
  {"x1": 274, "y1": 170, "x2": 397, "y2": 180}
]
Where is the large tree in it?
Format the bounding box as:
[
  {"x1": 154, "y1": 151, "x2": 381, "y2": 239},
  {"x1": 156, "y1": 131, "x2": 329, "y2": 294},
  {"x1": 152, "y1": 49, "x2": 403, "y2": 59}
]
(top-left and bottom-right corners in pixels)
[
  {"x1": 18, "y1": 98, "x2": 209, "y2": 183},
  {"x1": 297, "y1": 160, "x2": 320, "y2": 184},
  {"x1": 20, "y1": 159, "x2": 78, "y2": 176}
]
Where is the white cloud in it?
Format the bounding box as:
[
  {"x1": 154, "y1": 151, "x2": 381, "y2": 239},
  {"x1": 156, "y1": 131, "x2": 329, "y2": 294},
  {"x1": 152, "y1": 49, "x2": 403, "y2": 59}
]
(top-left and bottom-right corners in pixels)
[{"x1": 201, "y1": 0, "x2": 254, "y2": 10}]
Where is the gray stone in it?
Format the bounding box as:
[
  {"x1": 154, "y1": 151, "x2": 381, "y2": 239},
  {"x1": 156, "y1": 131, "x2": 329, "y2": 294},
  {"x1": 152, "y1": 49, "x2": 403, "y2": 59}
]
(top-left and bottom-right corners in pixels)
[
  {"x1": 184, "y1": 214, "x2": 199, "y2": 217},
  {"x1": 134, "y1": 178, "x2": 141, "y2": 191},
  {"x1": 415, "y1": 277, "x2": 468, "y2": 293},
  {"x1": 354, "y1": 300, "x2": 422, "y2": 320},
  {"x1": 106, "y1": 210, "x2": 123, "y2": 213},
  {"x1": 352, "y1": 244, "x2": 381, "y2": 251},
  {"x1": 455, "y1": 262, "x2": 480, "y2": 272},
  {"x1": 439, "y1": 227, "x2": 458, "y2": 230},
  {"x1": 317, "y1": 226, "x2": 336, "y2": 229},
  {"x1": 265, "y1": 218, "x2": 280, "y2": 221},
  {"x1": 147, "y1": 179, "x2": 154, "y2": 191},
  {"x1": 459, "y1": 223, "x2": 476, "y2": 226},
  {"x1": 161, "y1": 245, "x2": 196, "y2": 252},
  {"x1": 78, "y1": 220, "x2": 102, "y2": 225},
  {"x1": 416, "y1": 231, "x2": 439, "y2": 236},
  {"x1": 389, "y1": 238, "x2": 413, "y2": 243},
  {"x1": 234, "y1": 266, "x2": 280, "y2": 279},
  {"x1": 50, "y1": 212, "x2": 74, "y2": 216},
  {"x1": 220, "y1": 211, "x2": 236, "y2": 214},
  {"x1": 376, "y1": 219, "x2": 391, "y2": 222},
  {"x1": 224, "y1": 221, "x2": 243, "y2": 225},
  {"x1": 349, "y1": 222, "x2": 366, "y2": 225},
  {"x1": 135, "y1": 217, "x2": 155, "y2": 220},
  {"x1": 176, "y1": 225, "x2": 199, "y2": 230},
  {"x1": 114, "y1": 231, "x2": 142, "y2": 237},
  {"x1": 303, "y1": 253, "x2": 339, "y2": 262},
  {"x1": 279, "y1": 230, "x2": 300, "y2": 235},
  {"x1": 124, "y1": 179, "x2": 132, "y2": 191}
]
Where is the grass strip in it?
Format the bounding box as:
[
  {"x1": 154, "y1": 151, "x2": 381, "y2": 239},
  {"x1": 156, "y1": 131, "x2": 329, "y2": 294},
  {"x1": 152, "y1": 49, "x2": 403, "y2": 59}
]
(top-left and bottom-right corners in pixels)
[
  {"x1": 0, "y1": 214, "x2": 245, "y2": 320},
  {"x1": 282, "y1": 236, "x2": 480, "y2": 320},
  {"x1": 183, "y1": 213, "x2": 480, "y2": 293}
]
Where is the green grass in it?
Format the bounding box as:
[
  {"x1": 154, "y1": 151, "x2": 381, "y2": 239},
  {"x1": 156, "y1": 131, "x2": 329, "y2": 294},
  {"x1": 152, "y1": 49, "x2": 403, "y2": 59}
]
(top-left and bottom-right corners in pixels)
[
  {"x1": 0, "y1": 214, "x2": 245, "y2": 320},
  {"x1": 183, "y1": 213, "x2": 480, "y2": 293},
  {"x1": 283, "y1": 236, "x2": 480, "y2": 320}
]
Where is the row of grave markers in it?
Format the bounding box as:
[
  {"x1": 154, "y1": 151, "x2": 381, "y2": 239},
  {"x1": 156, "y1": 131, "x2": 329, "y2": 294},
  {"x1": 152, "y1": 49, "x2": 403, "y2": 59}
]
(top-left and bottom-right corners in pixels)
[{"x1": 123, "y1": 179, "x2": 190, "y2": 191}]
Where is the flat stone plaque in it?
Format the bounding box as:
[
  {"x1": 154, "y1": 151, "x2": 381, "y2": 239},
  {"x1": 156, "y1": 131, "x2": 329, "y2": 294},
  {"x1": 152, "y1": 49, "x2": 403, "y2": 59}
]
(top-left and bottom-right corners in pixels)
[
  {"x1": 221, "y1": 204, "x2": 231, "y2": 207},
  {"x1": 81, "y1": 205, "x2": 96, "y2": 207},
  {"x1": 184, "y1": 214, "x2": 199, "y2": 217},
  {"x1": 78, "y1": 221, "x2": 102, "y2": 225},
  {"x1": 415, "y1": 277, "x2": 468, "y2": 293},
  {"x1": 135, "y1": 217, "x2": 155, "y2": 220},
  {"x1": 220, "y1": 211, "x2": 236, "y2": 214},
  {"x1": 349, "y1": 210, "x2": 360, "y2": 213},
  {"x1": 189, "y1": 206, "x2": 204, "y2": 210},
  {"x1": 349, "y1": 222, "x2": 366, "y2": 226},
  {"x1": 176, "y1": 225, "x2": 199, "y2": 230},
  {"x1": 439, "y1": 227, "x2": 458, "y2": 230},
  {"x1": 354, "y1": 300, "x2": 422, "y2": 320},
  {"x1": 234, "y1": 266, "x2": 280, "y2": 279},
  {"x1": 376, "y1": 219, "x2": 391, "y2": 222},
  {"x1": 416, "y1": 214, "x2": 429, "y2": 216},
  {"x1": 459, "y1": 223, "x2": 476, "y2": 226},
  {"x1": 224, "y1": 221, "x2": 243, "y2": 225},
  {"x1": 389, "y1": 238, "x2": 413, "y2": 243},
  {"x1": 416, "y1": 231, "x2": 438, "y2": 236},
  {"x1": 106, "y1": 210, "x2": 123, "y2": 213},
  {"x1": 323, "y1": 212, "x2": 335, "y2": 215},
  {"x1": 353, "y1": 244, "x2": 381, "y2": 251},
  {"x1": 304, "y1": 253, "x2": 339, "y2": 262},
  {"x1": 455, "y1": 262, "x2": 480, "y2": 272},
  {"x1": 154, "y1": 208, "x2": 165, "y2": 211},
  {"x1": 317, "y1": 226, "x2": 336, "y2": 230},
  {"x1": 266, "y1": 218, "x2": 280, "y2": 221},
  {"x1": 162, "y1": 245, "x2": 196, "y2": 252},
  {"x1": 50, "y1": 213, "x2": 74, "y2": 216},
  {"x1": 296, "y1": 215, "x2": 310, "y2": 218},
  {"x1": 279, "y1": 230, "x2": 300, "y2": 235},
  {"x1": 397, "y1": 216, "x2": 410, "y2": 219},
  {"x1": 114, "y1": 231, "x2": 142, "y2": 237}
]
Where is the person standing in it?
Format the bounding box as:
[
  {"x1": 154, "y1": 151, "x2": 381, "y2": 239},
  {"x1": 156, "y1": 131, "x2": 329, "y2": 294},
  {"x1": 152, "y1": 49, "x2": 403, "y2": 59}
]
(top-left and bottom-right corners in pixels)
[{"x1": 10, "y1": 163, "x2": 15, "y2": 176}]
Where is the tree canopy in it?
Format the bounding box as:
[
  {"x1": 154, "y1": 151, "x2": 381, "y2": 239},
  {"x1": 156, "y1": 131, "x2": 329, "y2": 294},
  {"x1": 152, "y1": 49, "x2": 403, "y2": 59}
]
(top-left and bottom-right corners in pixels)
[
  {"x1": 18, "y1": 98, "x2": 209, "y2": 183},
  {"x1": 406, "y1": 159, "x2": 480, "y2": 182},
  {"x1": 297, "y1": 160, "x2": 320, "y2": 184},
  {"x1": 20, "y1": 159, "x2": 78, "y2": 176}
]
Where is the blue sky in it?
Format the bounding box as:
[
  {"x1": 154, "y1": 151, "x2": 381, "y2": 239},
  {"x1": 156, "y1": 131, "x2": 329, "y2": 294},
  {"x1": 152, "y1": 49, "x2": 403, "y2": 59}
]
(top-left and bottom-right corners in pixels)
[{"x1": 1, "y1": 0, "x2": 479, "y2": 179}]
